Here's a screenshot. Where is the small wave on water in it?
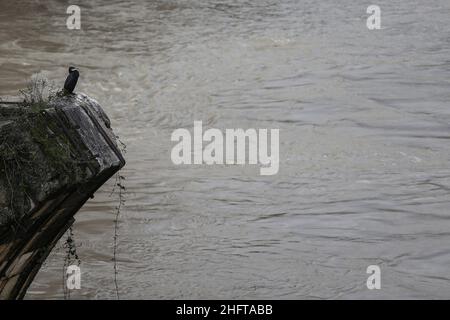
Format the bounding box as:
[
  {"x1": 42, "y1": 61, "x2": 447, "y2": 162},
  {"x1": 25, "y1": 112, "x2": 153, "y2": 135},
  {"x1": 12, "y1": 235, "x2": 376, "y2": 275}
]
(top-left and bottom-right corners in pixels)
[{"x1": 1, "y1": 0, "x2": 449, "y2": 299}]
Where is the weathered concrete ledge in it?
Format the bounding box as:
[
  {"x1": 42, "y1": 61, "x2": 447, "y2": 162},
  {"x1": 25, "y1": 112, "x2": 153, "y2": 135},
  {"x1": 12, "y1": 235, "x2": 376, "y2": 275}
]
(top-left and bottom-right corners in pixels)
[{"x1": 0, "y1": 93, "x2": 125, "y2": 299}]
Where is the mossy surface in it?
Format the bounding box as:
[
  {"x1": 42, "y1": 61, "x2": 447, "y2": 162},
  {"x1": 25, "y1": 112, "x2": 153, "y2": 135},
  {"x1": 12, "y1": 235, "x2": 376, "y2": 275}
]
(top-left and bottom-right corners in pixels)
[{"x1": 0, "y1": 105, "x2": 94, "y2": 233}]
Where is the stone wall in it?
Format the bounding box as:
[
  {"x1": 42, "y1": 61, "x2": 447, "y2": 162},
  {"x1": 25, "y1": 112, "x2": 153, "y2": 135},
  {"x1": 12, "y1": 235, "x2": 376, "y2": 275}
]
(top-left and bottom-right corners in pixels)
[{"x1": 0, "y1": 93, "x2": 125, "y2": 299}]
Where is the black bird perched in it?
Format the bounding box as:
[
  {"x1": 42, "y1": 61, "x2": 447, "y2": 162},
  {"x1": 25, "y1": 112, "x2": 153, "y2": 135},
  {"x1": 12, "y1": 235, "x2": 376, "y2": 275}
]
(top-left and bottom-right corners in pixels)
[{"x1": 63, "y1": 66, "x2": 79, "y2": 94}]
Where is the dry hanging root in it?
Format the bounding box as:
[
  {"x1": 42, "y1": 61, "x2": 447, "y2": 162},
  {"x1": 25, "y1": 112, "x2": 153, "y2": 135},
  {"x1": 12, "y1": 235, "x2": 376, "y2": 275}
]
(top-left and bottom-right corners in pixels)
[{"x1": 111, "y1": 136, "x2": 126, "y2": 300}]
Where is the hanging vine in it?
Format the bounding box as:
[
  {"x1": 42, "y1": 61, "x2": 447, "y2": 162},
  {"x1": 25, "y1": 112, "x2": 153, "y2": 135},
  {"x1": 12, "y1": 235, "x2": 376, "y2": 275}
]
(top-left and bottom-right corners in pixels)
[
  {"x1": 62, "y1": 227, "x2": 81, "y2": 300},
  {"x1": 110, "y1": 136, "x2": 127, "y2": 300}
]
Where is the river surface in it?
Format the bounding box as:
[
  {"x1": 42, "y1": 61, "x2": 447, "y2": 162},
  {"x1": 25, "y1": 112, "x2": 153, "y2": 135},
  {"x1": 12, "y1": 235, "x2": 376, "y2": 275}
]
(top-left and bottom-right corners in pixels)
[{"x1": 1, "y1": 0, "x2": 450, "y2": 299}]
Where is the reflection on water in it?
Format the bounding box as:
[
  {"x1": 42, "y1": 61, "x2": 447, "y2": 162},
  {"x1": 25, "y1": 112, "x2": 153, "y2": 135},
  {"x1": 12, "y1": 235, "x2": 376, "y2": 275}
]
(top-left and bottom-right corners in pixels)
[{"x1": 1, "y1": 0, "x2": 450, "y2": 299}]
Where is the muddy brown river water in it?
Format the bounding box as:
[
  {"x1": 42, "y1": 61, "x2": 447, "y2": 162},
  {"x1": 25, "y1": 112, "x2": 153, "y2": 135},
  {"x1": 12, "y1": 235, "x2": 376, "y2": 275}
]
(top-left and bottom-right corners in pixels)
[{"x1": 0, "y1": 0, "x2": 449, "y2": 299}]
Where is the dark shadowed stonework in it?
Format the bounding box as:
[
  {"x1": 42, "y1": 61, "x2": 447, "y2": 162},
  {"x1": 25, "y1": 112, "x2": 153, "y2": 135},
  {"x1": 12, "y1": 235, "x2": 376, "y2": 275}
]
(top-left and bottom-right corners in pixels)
[{"x1": 0, "y1": 93, "x2": 125, "y2": 299}]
